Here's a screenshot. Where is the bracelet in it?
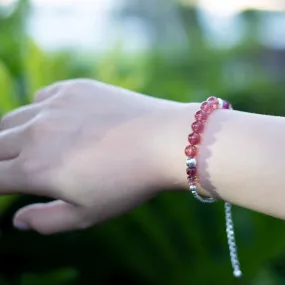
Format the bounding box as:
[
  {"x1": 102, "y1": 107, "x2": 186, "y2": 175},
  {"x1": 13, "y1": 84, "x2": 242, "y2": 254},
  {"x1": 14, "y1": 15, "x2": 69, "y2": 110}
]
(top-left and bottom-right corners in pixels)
[{"x1": 185, "y1": 97, "x2": 242, "y2": 278}]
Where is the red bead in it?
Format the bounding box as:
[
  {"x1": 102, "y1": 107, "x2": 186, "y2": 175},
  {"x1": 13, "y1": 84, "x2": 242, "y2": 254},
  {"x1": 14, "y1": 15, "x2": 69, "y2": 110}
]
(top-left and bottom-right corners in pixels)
[
  {"x1": 185, "y1": 145, "x2": 197, "y2": 157},
  {"x1": 188, "y1": 132, "x2": 201, "y2": 145},
  {"x1": 192, "y1": 120, "x2": 204, "y2": 133},
  {"x1": 201, "y1": 101, "x2": 213, "y2": 114},
  {"x1": 187, "y1": 167, "x2": 197, "y2": 177},
  {"x1": 223, "y1": 100, "x2": 230, "y2": 109},
  {"x1": 207, "y1": 96, "x2": 219, "y2": 109},
  {"x1": 195, "y1": 110, "x2": 207, "y2": 122}
]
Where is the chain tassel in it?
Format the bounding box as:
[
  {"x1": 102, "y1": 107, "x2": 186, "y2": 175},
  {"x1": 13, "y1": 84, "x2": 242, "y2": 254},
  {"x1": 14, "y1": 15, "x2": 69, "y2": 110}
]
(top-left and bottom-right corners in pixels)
[{"x1": 225, "y1": 202, "x2": 242, "y2": 278}]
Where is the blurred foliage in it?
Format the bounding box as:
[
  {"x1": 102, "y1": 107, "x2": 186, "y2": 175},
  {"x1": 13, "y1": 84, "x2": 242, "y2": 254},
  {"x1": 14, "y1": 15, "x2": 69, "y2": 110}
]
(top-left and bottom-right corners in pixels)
[{"x1": 1, "y1": 1, "x2": 285, "y2": 285}]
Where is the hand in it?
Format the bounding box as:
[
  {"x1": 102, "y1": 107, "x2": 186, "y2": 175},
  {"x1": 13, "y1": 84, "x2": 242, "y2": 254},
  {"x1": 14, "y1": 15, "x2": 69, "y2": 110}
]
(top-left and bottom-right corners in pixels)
[{"x1": 0, "y1": 79, "x2": 190, "y2": 234}]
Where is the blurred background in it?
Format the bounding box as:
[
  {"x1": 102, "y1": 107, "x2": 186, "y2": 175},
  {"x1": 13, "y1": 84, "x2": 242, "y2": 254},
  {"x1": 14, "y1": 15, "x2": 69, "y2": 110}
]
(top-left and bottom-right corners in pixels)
[{"x1": 1, "y1": 0, "x2": 285, "y2": 284}]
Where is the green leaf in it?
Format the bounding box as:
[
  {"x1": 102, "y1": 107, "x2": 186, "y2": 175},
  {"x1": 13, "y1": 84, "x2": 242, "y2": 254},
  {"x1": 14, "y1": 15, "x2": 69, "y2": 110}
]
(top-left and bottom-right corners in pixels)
[
  {"x1": 0, "y1": 195, "x2": 18, "y2": 216},
  {"x1": 23, "y1": 40, "x2": 54, "y2": 100},
  {"x1": 0, "y1": 60, "x2": 17, "y2": 114}
]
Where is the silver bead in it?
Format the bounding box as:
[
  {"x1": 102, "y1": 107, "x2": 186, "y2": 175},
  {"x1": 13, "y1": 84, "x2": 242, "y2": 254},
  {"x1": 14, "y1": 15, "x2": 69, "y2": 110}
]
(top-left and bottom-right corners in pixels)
[
  {"x1": 217, "y1": 98, "x2": 224, "y2": 109},
  {"x1": 186, "y1": 158, "x2": 197, "y2": 168},
  {"x1": 233, "y1": 270, "x2": 242, "y2": 278},
  {"x1": 189, "y1": 184, "x2": 197, "y2": 192}
]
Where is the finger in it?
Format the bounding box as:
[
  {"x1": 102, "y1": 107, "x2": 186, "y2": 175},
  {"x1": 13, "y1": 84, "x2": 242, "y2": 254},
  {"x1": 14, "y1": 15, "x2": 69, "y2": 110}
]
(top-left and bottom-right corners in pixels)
[
  {"x1": 13, "y1": 201, "x2": 86, "y2": 235},
  {"x1": 0, "y1": 104, "x2": 41, "y2": 131},
  {"x1": 0, "y1": 128, "x2": 23, "y2": 160}
]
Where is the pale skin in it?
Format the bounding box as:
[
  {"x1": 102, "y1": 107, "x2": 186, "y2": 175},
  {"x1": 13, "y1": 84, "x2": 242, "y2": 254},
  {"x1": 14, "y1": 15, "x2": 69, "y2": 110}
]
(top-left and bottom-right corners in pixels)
[{"x1": 0, "y1": 79, "x2": 284, "y2": 235}]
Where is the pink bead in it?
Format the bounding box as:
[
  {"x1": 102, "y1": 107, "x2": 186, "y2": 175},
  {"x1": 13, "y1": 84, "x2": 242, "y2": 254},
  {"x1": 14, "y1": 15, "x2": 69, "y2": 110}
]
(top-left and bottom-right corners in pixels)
[
  {"x1": 207, "y1": 96, "x2": 219, "y2": 109},
  {"x1": 223, "y1": 100, "x2": 230, "y2": 109},
  {"x1": 201, "y1": 101, "x2": 213, "y2": 114},
  {"x1": 192, "y1": 120, "x2": 204, "y2": 133},
  {"x1": 185, "y1": 145, "x2": 197, "y2": 157},
  {"x1": 187, "y1": 167, "x2": 197, "y2": 177},
  {"x1": 195, "y1": 110, "x2": 207, "y2": 122},
  {"x1": 188, "y1": 132, "x2": 201, "y2": 145}
]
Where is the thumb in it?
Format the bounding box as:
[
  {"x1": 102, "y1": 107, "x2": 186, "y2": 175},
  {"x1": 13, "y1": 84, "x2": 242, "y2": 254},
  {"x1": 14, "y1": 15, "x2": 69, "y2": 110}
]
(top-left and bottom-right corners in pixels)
[{"x1": 13, "y1": 200, "x2": 85, "y2": 235}]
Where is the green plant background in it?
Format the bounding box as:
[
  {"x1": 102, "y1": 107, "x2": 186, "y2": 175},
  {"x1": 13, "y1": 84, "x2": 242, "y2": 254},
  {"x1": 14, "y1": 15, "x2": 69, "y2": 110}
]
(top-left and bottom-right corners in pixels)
[{"x1": 1, "y1": 1, "x2": 285, "y2": 284}]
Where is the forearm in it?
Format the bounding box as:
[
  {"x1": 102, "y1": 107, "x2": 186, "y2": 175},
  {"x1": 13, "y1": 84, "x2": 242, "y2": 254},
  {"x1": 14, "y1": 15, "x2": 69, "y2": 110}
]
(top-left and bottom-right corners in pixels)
[{"x1": 163, "y1": 103, "x2": 285, "y2": 219}]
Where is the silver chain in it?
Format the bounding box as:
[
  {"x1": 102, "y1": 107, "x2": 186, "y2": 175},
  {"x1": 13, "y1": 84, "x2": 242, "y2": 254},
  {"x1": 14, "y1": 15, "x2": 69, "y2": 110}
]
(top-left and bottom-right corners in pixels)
[
  {"x1": 191, "y1": 190, "x2": 217, "y2": 204},
  {"x1": 191, "y1": 187, "x2": 242, "y2": 278},
  {"x1": 225, "y1": 202, "x2": 242, "y2": 278}
]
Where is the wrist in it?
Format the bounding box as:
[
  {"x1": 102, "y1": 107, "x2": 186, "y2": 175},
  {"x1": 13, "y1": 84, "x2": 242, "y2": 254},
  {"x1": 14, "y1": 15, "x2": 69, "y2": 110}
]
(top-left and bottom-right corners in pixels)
[
  {"x1": 150, "y1": 102, "x2": 199, "y2": 192},
  {"x1": 155, "y1": 101, "x2": 221, "y2": 197}
]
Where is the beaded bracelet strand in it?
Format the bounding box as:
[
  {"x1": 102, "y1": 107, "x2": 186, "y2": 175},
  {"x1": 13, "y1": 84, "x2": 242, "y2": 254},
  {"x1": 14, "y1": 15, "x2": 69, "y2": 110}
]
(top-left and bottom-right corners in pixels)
[{"x1": 184, "y1": 97, "x2": 242, "y2": 278}]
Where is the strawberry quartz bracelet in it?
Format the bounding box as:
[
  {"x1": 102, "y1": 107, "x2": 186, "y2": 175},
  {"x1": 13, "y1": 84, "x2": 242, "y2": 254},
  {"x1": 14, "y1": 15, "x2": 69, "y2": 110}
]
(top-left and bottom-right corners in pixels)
[{"x1": 185, "y1": 97, "x2": 242, "y2": 278}]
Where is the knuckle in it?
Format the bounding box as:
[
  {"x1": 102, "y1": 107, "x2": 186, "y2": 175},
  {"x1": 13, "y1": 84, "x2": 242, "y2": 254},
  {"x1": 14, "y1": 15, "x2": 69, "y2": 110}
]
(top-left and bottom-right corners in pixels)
[
  {"x1": 1, "y1": 105, "x2": 39, "y2": 130},
  {"x1": 64, "y1": 78, "x2": 95, "y2": 93},
  {"x1": 59, "y1": 80, "x2": 80, "y2": 94},
  {"x1": 39, "y1": 79, "x2": 96, "y2": 106},
  {"x1": 72, "y1": 78, "x2": 93, "y2": 86},
  {"x1": 33, "y1": 78, "x2": 94, "y2": 103},
  {"x1": 45, "y1": 95, "x2": 67, "y2": 109},
  {"x1": 0, "y1": 112, "x2": 13, "y2": 129},
  {"x1": 34, "y1": 88, "x2": 48, "y2": 103},
  {"x1": 34, "y1": 81, "x2": 68, "y2": 103},
  {"x1": 47, "y1": 82, "x2": 76, "y2": 103},
  {"x1": 0, "y1": 108, "x2": 22, "y2": 126}
]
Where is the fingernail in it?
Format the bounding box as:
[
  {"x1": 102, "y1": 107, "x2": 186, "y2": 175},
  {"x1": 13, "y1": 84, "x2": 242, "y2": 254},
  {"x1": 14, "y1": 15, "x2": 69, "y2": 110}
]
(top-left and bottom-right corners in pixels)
[{"x1": 14, "y1": 221, "x2": 30, "y2": 231}]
